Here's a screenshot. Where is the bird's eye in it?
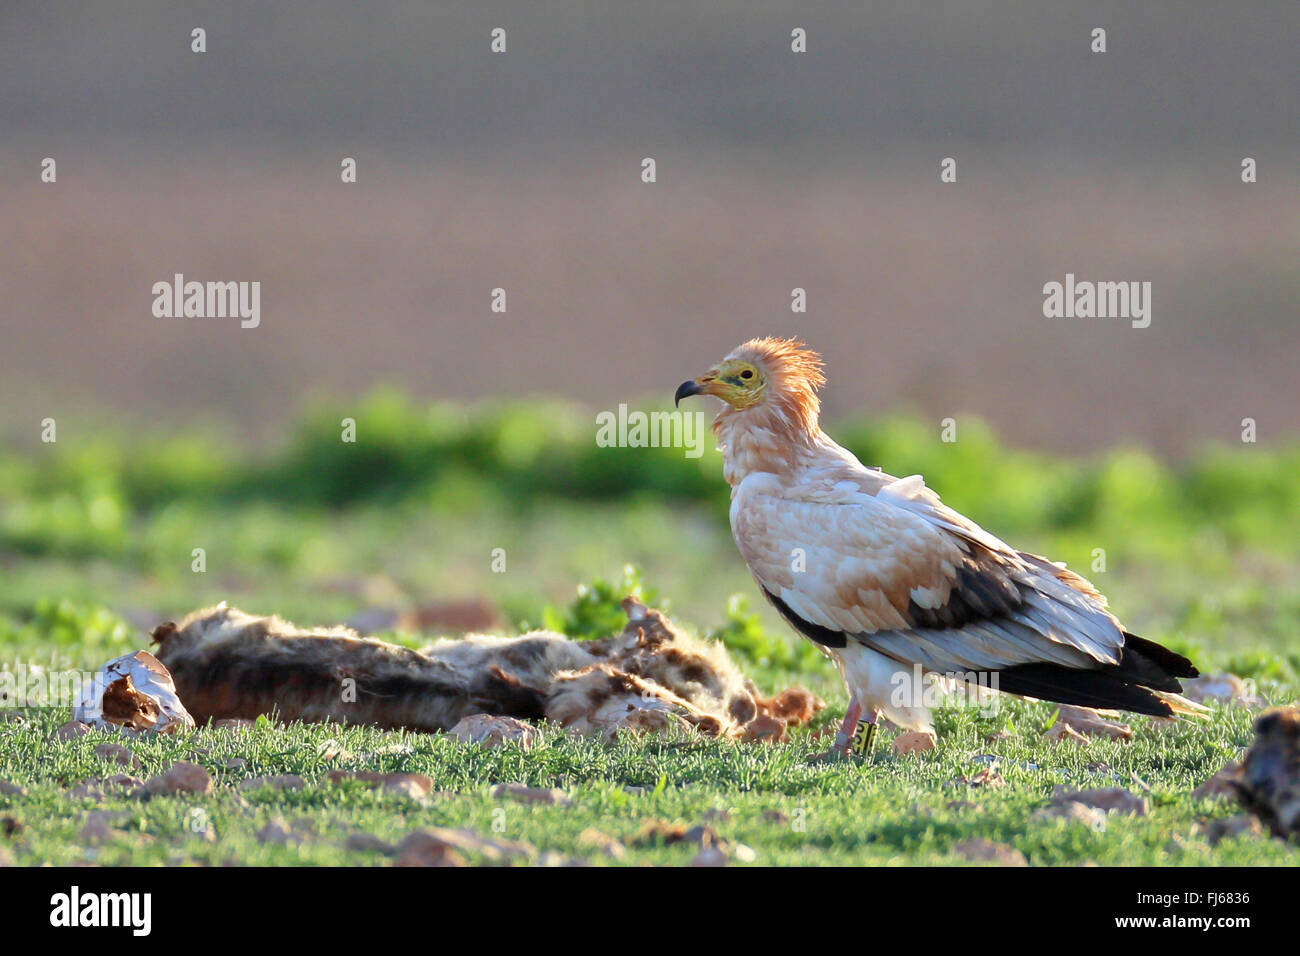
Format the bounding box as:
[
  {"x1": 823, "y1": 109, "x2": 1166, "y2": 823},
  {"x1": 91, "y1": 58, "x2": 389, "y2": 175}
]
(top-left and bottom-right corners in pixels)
[{"x1": 740, "y1": 369, "x2": 754, "y2": 380}]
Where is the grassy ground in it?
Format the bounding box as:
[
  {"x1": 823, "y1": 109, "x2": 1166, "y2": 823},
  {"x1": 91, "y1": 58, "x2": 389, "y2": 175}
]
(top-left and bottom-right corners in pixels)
[
  {"x1": 0, "y1": 698, "x2": 1290, "y2": 867},
  {"x1": 1, "y1": 400, "x2": 1298, "y2": 865}
]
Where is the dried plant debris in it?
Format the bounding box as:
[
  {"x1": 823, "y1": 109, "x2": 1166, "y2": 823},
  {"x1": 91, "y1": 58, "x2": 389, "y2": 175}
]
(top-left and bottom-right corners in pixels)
[
  {"x1": 947, "y1": 767, "x2": 1006, "y2": 789},
  {"x1": 1041, "y1": 722, "x2": 1089, "y2": 746},
  {"x1": 71, "y1": 651, "x2": 194, "y2": 734},
  {"x1": 1050, "y1": 705, "x2": 1133, "y2": 741},
  {"x1": 149, "y1": 597, "x2": 823, "y2": 742},
  {"x1": 629, "y1": 820, "x2": 755, "y2": 864},
  {"x1": 1231, "y1": 706, "x2": 1300, "y2": 839}
]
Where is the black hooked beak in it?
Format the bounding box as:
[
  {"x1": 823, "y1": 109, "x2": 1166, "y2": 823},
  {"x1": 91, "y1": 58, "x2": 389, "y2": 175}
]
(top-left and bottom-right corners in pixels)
[{"x1": 674, "y1": 380, "x2": 704, "y2": 407}]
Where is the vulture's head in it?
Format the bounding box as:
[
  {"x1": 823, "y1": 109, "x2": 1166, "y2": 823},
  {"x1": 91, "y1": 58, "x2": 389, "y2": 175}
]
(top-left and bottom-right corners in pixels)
[{"x1": 675, "y1": 336, "x2": 826, "y2": 434}]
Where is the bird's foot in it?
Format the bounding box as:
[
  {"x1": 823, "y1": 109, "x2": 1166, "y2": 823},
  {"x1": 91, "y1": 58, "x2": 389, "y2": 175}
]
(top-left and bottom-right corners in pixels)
[
  {"x1": 809, "y1": 698, "x2": 873, "y2": 763},
  {"x1": 808, "y1": 730, "x2": 854, "y2": 764}
]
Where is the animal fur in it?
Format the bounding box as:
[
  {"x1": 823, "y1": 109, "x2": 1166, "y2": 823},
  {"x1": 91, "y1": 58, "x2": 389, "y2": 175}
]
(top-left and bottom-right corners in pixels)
[
  {"x1": 151, "y1": 598, "x2": 823, "y2": 741},
  {"x1": 1233, "y1": 706, "x2": 1300, "y2": 840}
]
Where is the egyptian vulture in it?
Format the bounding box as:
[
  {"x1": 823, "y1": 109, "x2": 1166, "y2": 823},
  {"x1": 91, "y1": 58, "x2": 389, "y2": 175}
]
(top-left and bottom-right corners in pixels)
[{"x1": 675, "y1": 337, "x2": 1202, "y2": 756}]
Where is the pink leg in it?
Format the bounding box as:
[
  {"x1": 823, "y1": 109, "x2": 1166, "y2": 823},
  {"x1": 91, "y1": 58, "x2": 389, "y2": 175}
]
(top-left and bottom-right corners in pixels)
[{"x1": 830, "y1": 697, "x2": 863, "y2": 755}]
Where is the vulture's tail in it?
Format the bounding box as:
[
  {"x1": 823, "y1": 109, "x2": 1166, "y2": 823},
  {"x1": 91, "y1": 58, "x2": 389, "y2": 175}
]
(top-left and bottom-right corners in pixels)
[{"x1": 991, "y1": 632, "x2": 1208, "y2": 719}]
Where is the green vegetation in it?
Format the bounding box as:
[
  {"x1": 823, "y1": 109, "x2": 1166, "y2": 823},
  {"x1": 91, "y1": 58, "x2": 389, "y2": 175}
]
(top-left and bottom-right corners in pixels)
[
  {"x1": 541, "y1": 564, "x2": 660, "y2": 642},
  {"x1": 0, "y1": 695, "x2": 1289, "y2": 867},
  {"x1": 0, "y1": 396, "x2": 1297, "y2": 865}
]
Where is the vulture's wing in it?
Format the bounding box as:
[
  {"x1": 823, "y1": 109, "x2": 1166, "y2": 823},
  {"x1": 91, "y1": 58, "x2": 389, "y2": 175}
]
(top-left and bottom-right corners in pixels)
[{"x1": 734, "y1": 470, "x2": 1197, "y2": 713}]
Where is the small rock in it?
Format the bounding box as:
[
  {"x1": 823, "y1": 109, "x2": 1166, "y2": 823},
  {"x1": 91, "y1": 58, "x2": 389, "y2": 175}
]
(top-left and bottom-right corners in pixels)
[
  {"x1": 212, "y1": 718, "x2": 258, "y2": 732},
  {"x1": 395, "y1": 842, "x2": 465, "y2": 867},
  {"x1": 892, "y1": 731, "x2": 936, "y2": 755},
  {"x1": 79, "y1": 811, "x2": 122, "y2": 844},
  {"x1": 102, "y1": 774, "x2": 144, "y2": 791},
  {"x1": 1049, "y1": 786, "x2": 1148, "y2": 816},
  {"x1": 255, "y1": 816, "x2": 294, "y2": 845},
  {"x1": 447, "y1": 714, "x2": 540, "y2": 750},
  {"x1": 325, "y1": 771, "x2": 433, "y2": 798},
  {"x1": 383, "y1": 776, "x2": 432, "y2": 800},
  {"x1": 54, "y1": 720, "x2": 92, "y2": 741},
  {"x1": 145, "y1": 761, "x2": 213, "y2": 796},
  {"x1": 66, "y1": 783, "x2": 105, "y2": 802},
  {"x1": 394, "y1": 828, "x2": 530, "y2": 865},
  {"x1": 690, "y1": 845, "x2": 729, "y2": 867},
  {"x1": 576, "y1": 828, "x2": 625, "y2": 859},
  {"x1": 491, "y1": 783, "x2": 570, "y2": 806},
  {"x1": 1033, "y1": 801, "x2": 1107, "y2": 829},
  {"x1": 94, "y1": 743, "x2": 142, "y2": 769},
  {"x1": 0, "y1": 782, "x2": 27, "y2": 797},
  {"x1": 237, "y1": 774, "x2": 304, "y2": 792},
  {"x1": 953, "y1": 838, "x2": 1027, "y2": 866},
  {"x1": 317, "y1": 741, "x2": 354, "y2": 762}
]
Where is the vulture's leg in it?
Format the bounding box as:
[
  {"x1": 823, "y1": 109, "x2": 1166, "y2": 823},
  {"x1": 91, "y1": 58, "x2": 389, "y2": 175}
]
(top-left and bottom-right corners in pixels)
[{"x1": 810, "y1": 696, "x2": 862, "y2": 762}]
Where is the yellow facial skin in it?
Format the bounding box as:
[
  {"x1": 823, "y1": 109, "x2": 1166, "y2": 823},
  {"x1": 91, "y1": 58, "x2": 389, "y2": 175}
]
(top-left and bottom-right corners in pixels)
[{"x1": 675, "y1": 359, "x2": 766, "y2": 410}]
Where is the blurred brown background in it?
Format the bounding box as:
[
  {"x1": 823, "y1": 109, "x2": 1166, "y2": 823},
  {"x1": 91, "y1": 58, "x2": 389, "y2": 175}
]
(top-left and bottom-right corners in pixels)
[{"x1": 2, "y1": 2, "x2": 1297, "y2": 455}]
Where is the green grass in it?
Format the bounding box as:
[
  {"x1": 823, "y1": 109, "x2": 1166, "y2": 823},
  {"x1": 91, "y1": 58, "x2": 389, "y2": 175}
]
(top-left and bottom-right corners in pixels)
[
  {"x1": 1, "y1": 397, "x2": 1298, "y2": 865},
  {"x1": 0, "y1": 697, "x2": 1292, "y2": 866}
]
